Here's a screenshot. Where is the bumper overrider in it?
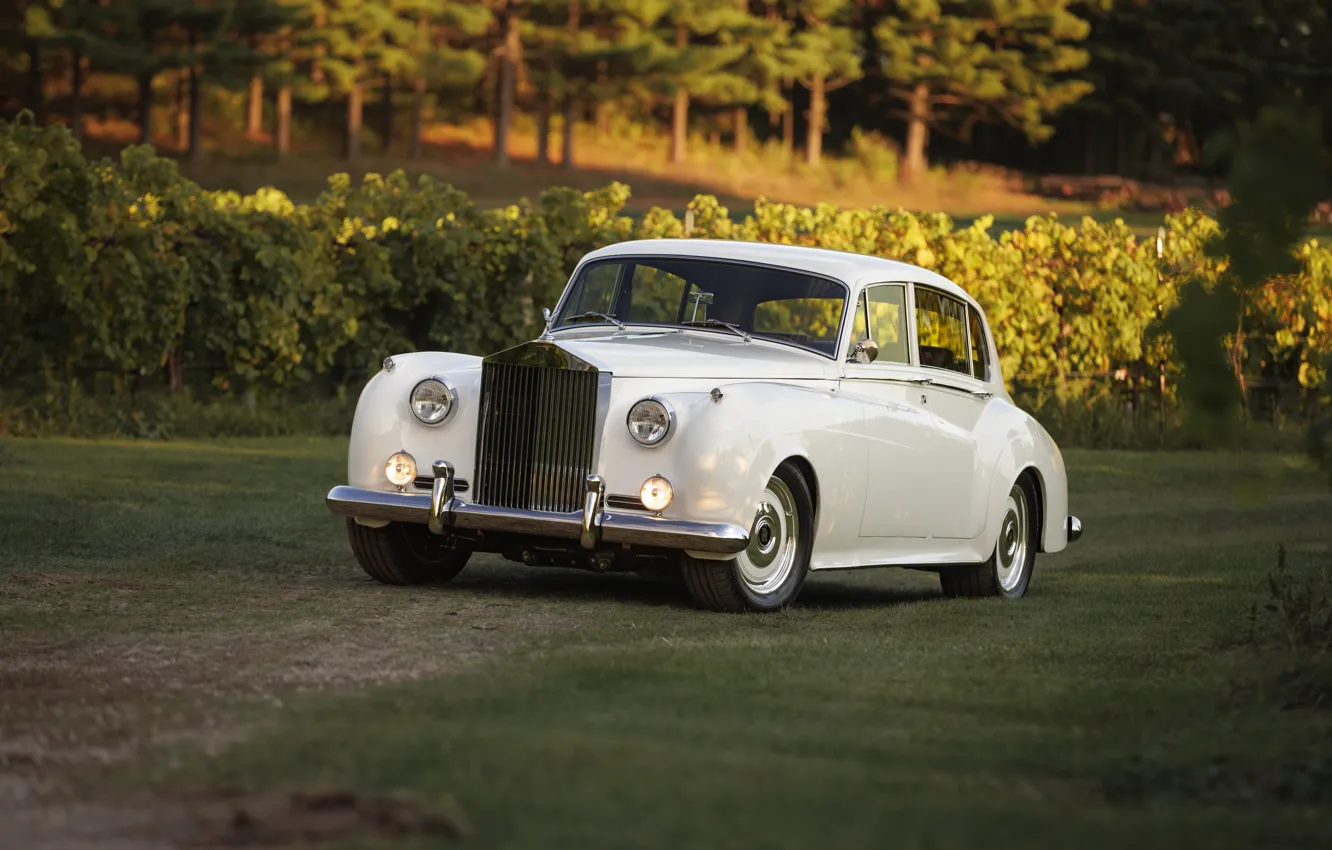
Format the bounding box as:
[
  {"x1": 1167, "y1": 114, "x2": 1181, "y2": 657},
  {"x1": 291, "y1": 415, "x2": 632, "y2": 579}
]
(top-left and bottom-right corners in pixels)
[{"x1": 326, "y1": 461, "x2": 751, "y2": 555}]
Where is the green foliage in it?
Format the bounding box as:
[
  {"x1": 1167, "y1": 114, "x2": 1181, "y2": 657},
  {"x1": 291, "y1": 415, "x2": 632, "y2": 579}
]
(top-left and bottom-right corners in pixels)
[
  {"x1": 875, "y1": 0, "x2": 1094, "y2": 172},
  {"x1": 1164, "y1": 106, "x2": 1329, "y2": 444},
  {"x1": 2, "y1": 118, "x2": 1331, "y2": 444}
]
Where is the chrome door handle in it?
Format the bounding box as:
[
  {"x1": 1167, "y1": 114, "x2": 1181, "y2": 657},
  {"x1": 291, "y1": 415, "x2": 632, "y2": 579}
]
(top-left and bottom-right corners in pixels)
[
  {"x1": 972, "y1": 390, "x2": 993, "y2": 399},
  {"x1": 908, "y1": 377, "x2": 933, "y2": 385}
]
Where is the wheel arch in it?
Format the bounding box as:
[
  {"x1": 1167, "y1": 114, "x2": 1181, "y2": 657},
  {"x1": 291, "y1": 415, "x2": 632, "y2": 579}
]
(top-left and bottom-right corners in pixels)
[{"x1": 777, "y1": 454, "x2": 820, "y2": 533}]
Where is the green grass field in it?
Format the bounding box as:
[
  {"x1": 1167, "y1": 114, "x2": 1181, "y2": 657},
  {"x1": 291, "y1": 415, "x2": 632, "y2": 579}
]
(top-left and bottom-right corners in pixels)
[{"x1": 2, "y1": 438, "x2": 1330, "y2": 848}]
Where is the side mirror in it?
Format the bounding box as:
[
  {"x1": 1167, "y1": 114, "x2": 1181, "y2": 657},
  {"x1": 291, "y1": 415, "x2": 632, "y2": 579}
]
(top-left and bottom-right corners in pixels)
[{"x1": 849, "y1": 338, "x2": 879, "y2": 365}]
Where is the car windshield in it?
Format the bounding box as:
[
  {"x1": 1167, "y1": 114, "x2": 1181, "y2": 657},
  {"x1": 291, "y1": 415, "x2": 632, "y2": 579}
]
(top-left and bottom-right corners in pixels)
[{"x1": 552, "y1": 257, "x2": 848, "y2": 357}]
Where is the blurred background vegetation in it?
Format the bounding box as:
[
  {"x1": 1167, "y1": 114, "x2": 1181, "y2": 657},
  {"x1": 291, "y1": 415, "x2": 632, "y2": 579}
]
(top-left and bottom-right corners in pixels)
[{"x1": 1, "y1": 1, "x2": 1330, "y2": 452}]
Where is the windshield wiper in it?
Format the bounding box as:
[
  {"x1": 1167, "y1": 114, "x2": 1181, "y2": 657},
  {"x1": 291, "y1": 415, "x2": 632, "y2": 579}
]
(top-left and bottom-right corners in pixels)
[
  {"x1": 680, "y1": 318, "x2": 751, "y2": 342},
  {"x1": 563, "y1": 311, "x2": 627, "y2": 332}
]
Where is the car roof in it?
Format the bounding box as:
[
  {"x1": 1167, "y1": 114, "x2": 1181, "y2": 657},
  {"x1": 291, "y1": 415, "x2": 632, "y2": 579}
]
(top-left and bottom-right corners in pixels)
[{"x1": 581, "y1": 238, "x2": 975, "y2": 305}]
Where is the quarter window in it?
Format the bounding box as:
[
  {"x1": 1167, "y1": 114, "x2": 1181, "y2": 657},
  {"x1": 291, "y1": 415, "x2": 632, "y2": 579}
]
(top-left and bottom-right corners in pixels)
[
  {"x1": 914, "y1": 288, "x2": 970, "y2": 376},
  {"x1": 967, "y1": 306, "x2": 990, "y2": 381}
]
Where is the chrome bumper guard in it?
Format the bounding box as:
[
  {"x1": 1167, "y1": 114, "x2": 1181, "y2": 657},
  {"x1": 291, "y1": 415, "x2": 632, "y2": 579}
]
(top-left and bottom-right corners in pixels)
[
  {"x1": 327, "y1": 460, "x2": 750, "y2": 555},
  {"x1": 1067, "y1": 515, "x2": 1083, "y2": 543}
]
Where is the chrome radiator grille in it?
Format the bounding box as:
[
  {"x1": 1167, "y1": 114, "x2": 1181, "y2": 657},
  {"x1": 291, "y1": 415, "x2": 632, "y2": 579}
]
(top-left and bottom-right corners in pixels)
[{"x1": 473, "y1": 362, "x2": 598, "y2": 513}]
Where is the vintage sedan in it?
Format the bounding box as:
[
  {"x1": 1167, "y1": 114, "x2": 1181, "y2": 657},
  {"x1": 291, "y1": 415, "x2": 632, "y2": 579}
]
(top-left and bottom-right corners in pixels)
[{"x1": 327, "y1": 239, "x2": 1081, "y2": 612}]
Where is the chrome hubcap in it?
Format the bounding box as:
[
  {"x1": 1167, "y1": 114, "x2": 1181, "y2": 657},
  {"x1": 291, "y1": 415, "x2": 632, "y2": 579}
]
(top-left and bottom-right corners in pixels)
[
  {"x1": 996, "y1": 484, "x2": 1029, "y2": 592},
  {"x1": 738, "y1": 478, "x2": 798, "y2": 595}
]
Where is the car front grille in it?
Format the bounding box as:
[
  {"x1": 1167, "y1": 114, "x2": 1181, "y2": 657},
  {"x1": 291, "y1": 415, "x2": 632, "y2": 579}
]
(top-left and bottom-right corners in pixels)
[{"x1": 473, "y1": 362, "x2": 599, "y2": 514}]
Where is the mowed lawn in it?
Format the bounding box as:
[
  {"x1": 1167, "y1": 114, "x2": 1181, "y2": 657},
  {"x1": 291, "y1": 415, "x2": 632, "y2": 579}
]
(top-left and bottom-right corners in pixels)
[{"x1": 2, "y1": 437, "x2": 1330, "y2": 849}]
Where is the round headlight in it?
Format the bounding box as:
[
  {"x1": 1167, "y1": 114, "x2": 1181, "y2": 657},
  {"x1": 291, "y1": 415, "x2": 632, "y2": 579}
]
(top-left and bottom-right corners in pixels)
[
  {"x1": 411, "y1": 377, "x2": 456, "y2": 425},
  {"x1": 626, "y1": 397, "x2": 674, "y2": 447},
  {"x1": 640, "y1": 476, "x2": 674, "y2": 512},
  {"x1": 385, "y1": 451, "x2": 417, "y2": 487}
]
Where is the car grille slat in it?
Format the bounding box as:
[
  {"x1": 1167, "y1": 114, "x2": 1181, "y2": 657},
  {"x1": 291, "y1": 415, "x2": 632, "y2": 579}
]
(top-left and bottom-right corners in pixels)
[{"x1": 474, "y1": 362, "x2": 598, "y2": 514}]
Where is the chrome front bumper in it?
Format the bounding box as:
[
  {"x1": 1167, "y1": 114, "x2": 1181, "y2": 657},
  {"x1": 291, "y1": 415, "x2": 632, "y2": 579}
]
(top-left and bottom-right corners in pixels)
[
  {"x1": 326, "y1": 461, "x2": 750, "y2": 555},
  {"x1": 1067, "y1": 516, "x2": 1083, "y2": 543}
]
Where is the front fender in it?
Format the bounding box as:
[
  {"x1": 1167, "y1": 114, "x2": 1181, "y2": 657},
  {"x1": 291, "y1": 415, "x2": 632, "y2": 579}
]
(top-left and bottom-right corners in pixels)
[
  {"x1": 595, "y1": 379, "x2": 867, "y2": 561},
  {"x1": 347, "y1": 351, "x2": 483, "y2": 491}
]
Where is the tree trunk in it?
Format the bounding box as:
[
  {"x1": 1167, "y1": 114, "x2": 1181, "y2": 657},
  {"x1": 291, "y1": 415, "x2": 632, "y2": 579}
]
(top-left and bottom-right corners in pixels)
[
  {"x1": 137, "y1": 71, "x2": 154, "y2": 144},
  {"x1": 669, "y1": 24, "x2": 688, "y2": 164},
  {"x1": 781, "y1": 99, "x2": 793, "y2": 156},
  {"x1": 409, "y1": 76, "x2": 425, "y2": 160},
  {"x1": 733, "y1": 106, "x2": 746, "y2": 153},
  {"x1": 594, "y1": 61, "x2": 610, "y2": 138},
  {"x1": 175, "y1": 70, "x2": 189, "y2": 151},
  {"x1": 276, "y1": 85, "x2": 291, "y2": 156},
  {"x1": 901, "y1": 83, "x2": 930, "y2": 182},
  {"x1": 70, "y1": 49, "x2": 85, "y2": 142},
  {"x1": 26, "y1": 39, "x2": 44, "y2": 123},
  {"x1": 562, "y1": 95, "x2": 576, "y2": 170},
  {"x1": 344, "y1": 81, "x2": 363, "y2": 163},
  {"x1": 380, "y1": 73, "x2": 393, "y2": 153},
  {"x1": 167, "y1": 345, "x2": 183, "y2": 395},
  {"x1": 670, "y1": 88, "x2": 689, "y2": 164},
  {"x1": 246, "y1": 74, "x2": 263, "y2": 138},
  {"x1": 536, "y1": 87, "x2": 551, "y2": 165},
  {"x1": 804, "y1": 74, "x2": 825, "y2": 167},
  {"x1": 494, "y1": 13, "x2": 519, "y2": 166},
  {"x1": 187, "y1": 62, "x2": 202, "y2": 160}
]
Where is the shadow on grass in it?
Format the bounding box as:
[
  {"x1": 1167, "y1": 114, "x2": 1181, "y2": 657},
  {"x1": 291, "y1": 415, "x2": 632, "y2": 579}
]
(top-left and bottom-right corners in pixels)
[{"x1": 440, "y1": 560, "x2": 942, "y2": 612}]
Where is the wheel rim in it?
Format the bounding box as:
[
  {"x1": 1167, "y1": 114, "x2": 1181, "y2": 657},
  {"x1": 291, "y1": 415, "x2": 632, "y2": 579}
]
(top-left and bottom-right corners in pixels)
[
  {"x1": 737, "y1": 476, "x2": 799, "y2": 596},
  {"x1": 996, "y1": 484, "x2": 1029, "y2": 593}
]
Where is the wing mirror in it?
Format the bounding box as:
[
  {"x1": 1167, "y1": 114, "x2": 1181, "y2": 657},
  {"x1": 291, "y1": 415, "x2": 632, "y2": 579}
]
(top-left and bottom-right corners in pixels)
[{"x1": 849, "y1": 338, "x2": 879, "y2": 364}]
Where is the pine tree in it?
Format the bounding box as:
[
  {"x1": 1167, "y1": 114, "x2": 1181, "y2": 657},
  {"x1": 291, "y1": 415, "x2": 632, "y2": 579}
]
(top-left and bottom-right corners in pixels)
[
  {"x1": 876, "y1": 0, "x2": 1093, "y2": 181},
  {"x1": 302, "y1": 1, "x2": 419, "y2": 163},
  {"x1": 779, "y1": 0, "x2": 860, "y2": 167}
]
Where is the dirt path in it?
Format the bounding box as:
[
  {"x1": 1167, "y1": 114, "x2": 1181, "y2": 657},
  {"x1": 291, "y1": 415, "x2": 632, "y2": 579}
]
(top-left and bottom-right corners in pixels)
[{"x1": 0, "y1": 563, "x2": 587, "y2": 848}]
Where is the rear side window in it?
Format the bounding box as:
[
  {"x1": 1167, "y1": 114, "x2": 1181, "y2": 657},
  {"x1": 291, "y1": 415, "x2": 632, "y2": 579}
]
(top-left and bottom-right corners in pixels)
[
  {"x1": 968, "y1": 307, "x2": 990, "y2": 380},
  {"x1": 914, "y1": 288, "x2": 970, "y2": 376}
]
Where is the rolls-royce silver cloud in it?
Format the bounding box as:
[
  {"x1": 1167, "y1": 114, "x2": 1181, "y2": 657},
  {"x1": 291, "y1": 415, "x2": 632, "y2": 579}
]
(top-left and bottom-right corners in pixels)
[{"x1": 327, "y1": 239, "x2": 1081, "y2": 612}]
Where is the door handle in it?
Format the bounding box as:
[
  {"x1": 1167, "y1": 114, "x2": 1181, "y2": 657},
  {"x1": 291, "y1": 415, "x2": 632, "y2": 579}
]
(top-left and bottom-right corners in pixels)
[
  {"x1": 908, "y1": 377, "x2": 933, "y2": 385},
  {"x1": 972, "y1": 390, "x2": 993, "y2": 399}
]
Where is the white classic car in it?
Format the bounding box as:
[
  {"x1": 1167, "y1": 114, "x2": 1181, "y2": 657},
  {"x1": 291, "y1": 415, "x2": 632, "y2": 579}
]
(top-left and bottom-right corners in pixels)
[{"x1": 327, "y1": 239, "x2": 1081, "y2": 612}]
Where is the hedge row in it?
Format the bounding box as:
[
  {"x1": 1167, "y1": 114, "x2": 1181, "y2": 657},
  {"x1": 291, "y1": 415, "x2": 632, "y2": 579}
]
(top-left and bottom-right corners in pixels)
[{"x1": 3, "y1": 118, "x2": 1330, "y2": 407}]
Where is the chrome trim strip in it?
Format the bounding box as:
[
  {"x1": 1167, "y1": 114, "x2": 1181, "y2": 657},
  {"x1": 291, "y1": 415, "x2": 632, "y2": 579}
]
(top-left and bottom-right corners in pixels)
[
  {"x1": 590, "y1": 371, "x2": 613, "y2": 468},
  {"x1": 1067, "y1": 515, "x2": 1082, "y2": 543},
  {"x1": 326, "y1": 486, "x2": 749, "y2": 554}
]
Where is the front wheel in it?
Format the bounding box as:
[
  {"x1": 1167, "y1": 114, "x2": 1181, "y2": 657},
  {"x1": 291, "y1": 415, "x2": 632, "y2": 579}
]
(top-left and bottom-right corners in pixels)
[
  {"x1": 681, "y1": 462, "x2": 813, "y2": 612},
  {"x1": 940, "y1": 478, "x2": 1036, "y2": 600},
  {"x1": 346, "y1": 519, "x2": 471, "y2": 586}
]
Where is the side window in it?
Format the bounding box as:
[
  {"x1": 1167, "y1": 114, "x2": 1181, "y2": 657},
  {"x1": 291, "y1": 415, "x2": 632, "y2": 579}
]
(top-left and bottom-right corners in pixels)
[
  {"x1": 967, "y1": 306, "x2": 990, "y2": 380},
  {"x1": 914, "y1": 288, "x2": 970, "y2": 376},
  {"x1": 865, "y1": 285, "x2": 909, "y2": 364}
]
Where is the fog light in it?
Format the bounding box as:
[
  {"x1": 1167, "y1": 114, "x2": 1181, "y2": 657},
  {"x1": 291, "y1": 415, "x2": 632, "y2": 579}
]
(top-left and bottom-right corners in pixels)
[
  {"x1": 640, "y1": 475, "x2": 673, "y2": 512},
  {"x1": 385, "y1": 451, "x2": 417, "y2": 488}
]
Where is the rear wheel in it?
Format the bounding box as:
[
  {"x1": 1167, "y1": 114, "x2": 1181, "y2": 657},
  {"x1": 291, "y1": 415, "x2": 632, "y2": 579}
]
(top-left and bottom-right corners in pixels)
[
  {"x1": 681, "y1": 462, "x2": 813, "y2": 612},
  {"x1": 940, "y1": 478, "x2": 1036, "y2": 599},
  {"x1": 346, "y1": 519, "x2": 471, "y2": 586}
]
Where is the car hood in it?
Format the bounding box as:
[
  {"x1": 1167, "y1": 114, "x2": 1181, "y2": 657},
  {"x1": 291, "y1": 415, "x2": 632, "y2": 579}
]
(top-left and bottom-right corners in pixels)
[{"x1": 493, "y1": 331, "x2": 840, "y2": 380}]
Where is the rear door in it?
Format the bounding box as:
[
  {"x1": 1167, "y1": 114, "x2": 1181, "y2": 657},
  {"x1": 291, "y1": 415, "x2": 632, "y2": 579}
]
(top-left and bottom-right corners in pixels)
[{"x1": 912, "y1": 287, "x2": 992, "y2": 540}]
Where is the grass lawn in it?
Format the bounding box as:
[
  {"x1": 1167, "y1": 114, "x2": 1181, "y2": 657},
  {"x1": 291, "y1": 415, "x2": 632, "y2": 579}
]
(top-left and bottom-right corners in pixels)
[{"x1": 2, "y1": 437, "x2": 1330, "y2": 848}]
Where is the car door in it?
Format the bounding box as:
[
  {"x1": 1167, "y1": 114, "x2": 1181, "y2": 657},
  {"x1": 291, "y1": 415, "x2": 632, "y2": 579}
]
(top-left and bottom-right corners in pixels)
[
  {"x1": 912, "y1": 286, "x2": 991, "y2": 540},
  {"x1": 841, "y1": 283, "x2": 939, "y2": 539}
]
